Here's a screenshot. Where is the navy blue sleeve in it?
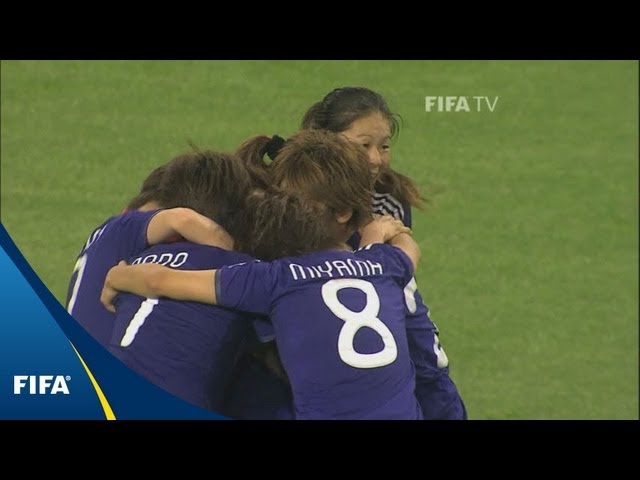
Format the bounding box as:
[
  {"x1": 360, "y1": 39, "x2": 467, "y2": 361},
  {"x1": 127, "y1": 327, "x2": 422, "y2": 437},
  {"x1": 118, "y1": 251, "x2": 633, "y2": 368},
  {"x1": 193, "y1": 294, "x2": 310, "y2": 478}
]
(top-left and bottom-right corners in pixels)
[
  {"x1": 403, "y1": 277, "x2": 464, "y2": 419},
  {"x1": 404, "y1": 278, "x2": 448, "y2": 378},
  {"x1": 252, "y1": 317, "x2": 275, "y2": 342},
  {"x1": 216, "y1": 261, "x2": 273, "y2": 315},
  {"x1": 402, "y1": 203, "x2": 412, "y2": 228},
  {"x1": 112, "y1": 209, "x2": 162, "y2": 253}
]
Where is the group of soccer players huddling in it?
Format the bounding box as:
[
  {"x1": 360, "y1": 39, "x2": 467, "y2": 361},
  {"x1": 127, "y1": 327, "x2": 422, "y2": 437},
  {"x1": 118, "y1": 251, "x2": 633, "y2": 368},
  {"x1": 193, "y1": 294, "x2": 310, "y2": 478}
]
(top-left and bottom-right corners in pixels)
[{"x1": 66, "y1": 87, "x2": 467, "y2": 420}]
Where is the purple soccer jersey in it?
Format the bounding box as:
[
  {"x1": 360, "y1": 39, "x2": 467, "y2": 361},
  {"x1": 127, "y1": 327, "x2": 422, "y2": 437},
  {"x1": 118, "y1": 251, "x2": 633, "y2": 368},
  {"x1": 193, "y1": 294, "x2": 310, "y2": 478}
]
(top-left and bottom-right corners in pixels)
[
  {"x1": 216, "y1": 244, "x2": 424, "y2": 420},
  {"x1": 108, "y1": 242, "x2": 255, "y2": 412},
  {"x1": 229, "y1": 191, "x2": 414, "y2": 419},
  {"x1": 403, "y1": 278, "x2": 467, "y2": 420},
  {"x1": 226, "y1": 194, "x2": 465, "y2": 420},
  {"x1": 354, "y1": 197, "x2": 466, "y2": 419},
  {"x1": 66, "y1": 210, "x2": 160, "y2": 346}
]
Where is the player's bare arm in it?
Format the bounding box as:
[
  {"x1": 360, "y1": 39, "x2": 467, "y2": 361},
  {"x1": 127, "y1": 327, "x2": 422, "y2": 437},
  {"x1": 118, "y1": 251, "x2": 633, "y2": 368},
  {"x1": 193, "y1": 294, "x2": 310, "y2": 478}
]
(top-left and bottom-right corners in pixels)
[
  {"x1": 101, "y1": 261, "x2": 219, "y2": 312},
  {"x1": 389, "y1": 233, "x2": 421, "y2": 273},
  {"x1": 358, "y1": 214, "x2": 410, "y2": 247},
  {"x1": 147, "y1": 207, "x2": 234, "y2": 250}
]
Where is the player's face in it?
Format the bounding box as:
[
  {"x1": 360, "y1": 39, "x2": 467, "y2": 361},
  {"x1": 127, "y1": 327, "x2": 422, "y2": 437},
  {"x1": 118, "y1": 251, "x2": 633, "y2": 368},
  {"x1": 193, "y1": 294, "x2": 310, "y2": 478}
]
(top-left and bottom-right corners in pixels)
[{"x1": 341, "y1": 112, "x2": 391, "y2": 179}]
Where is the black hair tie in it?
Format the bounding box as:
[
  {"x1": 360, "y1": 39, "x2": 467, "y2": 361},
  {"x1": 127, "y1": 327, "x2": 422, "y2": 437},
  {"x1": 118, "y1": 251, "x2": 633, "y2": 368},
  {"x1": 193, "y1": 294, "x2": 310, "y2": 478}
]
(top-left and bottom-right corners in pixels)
[{"x1": 264, "y1": 135, "x2": 286, "y2": 160}]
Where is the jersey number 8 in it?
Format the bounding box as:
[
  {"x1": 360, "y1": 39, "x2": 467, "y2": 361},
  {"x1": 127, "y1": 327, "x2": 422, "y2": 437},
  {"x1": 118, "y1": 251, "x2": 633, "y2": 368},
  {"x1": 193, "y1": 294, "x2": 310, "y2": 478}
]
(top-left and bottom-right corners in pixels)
[{"x1": 321, "y1": 278, "x2": 398, "y2": 369}]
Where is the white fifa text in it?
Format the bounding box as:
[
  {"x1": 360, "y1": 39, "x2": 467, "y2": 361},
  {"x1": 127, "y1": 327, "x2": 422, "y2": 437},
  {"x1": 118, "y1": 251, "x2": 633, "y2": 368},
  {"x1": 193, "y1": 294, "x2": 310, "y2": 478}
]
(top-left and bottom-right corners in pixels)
[
  {"x1": 425, "y1": 96, "x2": 499, "y2": 112},
  {"x1": 13, "y1": 375, "x2": 70, "y2": 394}
]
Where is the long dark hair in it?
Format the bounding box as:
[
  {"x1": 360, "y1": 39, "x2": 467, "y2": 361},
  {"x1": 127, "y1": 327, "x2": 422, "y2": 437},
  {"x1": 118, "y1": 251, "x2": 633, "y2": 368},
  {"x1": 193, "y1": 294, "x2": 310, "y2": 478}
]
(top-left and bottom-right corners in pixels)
[{"x1": 301, "y1": 86, "x2": 424, "y2": 208}]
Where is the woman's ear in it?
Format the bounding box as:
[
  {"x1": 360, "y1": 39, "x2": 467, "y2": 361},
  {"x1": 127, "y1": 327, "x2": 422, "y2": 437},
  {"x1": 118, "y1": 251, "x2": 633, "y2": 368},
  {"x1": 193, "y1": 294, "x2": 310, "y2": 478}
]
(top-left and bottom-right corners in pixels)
[{"x1": 335, "y1": 209, "x2": 353, "y2": 225}]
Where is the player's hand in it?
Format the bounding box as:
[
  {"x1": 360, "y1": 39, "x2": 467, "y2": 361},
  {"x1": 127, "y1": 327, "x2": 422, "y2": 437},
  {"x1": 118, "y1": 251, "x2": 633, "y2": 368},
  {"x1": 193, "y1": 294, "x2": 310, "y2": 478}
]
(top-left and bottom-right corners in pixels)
[
  {"x1": 101, "y1": 260, "x2": 127, "y2": 313},
  {"x1": 360, "y1": 214, "x2": 411, "y2": 243}
]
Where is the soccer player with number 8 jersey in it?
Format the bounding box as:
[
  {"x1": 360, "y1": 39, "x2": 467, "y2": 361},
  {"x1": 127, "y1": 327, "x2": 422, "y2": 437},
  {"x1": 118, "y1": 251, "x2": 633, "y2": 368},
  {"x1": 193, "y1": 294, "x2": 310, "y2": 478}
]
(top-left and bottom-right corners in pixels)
[
  {"x1": 102, "y1": 130, "x2": 425, "y2": 419},
  {"x1": 227, "y1": 87, "x2": 467, "y2": 419},
  {"x1": 300, "y1": 87, "x2": 467, "y2": 420}
]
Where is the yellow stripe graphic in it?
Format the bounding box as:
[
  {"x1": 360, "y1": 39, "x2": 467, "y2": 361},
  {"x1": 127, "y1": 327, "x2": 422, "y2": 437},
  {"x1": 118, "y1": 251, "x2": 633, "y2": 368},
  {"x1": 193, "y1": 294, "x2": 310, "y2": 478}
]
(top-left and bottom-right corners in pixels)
[{"x1": 71, "y1": 342, "x2": 116, "y2": 420}]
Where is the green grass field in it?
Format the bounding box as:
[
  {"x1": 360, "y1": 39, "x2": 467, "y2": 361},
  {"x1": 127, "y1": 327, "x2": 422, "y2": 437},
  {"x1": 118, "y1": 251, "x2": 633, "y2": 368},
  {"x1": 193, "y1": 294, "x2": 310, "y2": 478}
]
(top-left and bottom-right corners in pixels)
[{"x1": 1, "y1": 60, "x2": 637, "y2": 419}]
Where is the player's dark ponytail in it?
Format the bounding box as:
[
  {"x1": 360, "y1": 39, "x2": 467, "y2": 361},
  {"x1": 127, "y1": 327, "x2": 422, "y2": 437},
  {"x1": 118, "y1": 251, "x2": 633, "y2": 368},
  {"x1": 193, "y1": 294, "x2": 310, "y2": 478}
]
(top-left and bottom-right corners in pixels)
[{"x1": 234, "y1": 135, "x2": 275, "y2": 190}]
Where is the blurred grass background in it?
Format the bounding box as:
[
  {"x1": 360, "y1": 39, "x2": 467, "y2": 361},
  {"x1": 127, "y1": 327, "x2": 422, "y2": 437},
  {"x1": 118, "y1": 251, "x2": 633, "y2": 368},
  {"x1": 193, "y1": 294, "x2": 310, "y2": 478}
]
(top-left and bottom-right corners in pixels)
[{"x1": 1, "y1": 60, "x2": 637, "y2": 419}]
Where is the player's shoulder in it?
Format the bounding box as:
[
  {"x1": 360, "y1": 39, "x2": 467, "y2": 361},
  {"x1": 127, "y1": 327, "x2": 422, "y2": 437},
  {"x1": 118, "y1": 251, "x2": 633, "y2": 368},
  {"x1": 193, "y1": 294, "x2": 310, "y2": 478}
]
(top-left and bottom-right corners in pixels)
[
  {"x1": 355, "y1": 243, "x2": 413, "y2": 272},
  {"x1": 103, "y1": 209, "x2": 159, "y2": 232},
  {"x1": 354, "y1": 242, "x2": 395, "y2": 255},
  {"x1": 95, "y1": 212, "x2": 128, "y2": 230},
  {"x1": 79, "y1": 213, "x2": 131, "y2": 252},
  {"x1": 116, "y1": 209, "x2": 161, "y2": 222},
  {"x1": 276, "y1": 250, "x2": 340, "y2": 267},
  {"x1": 263, "y1": 251, "x2": 336, "y2": 280}
]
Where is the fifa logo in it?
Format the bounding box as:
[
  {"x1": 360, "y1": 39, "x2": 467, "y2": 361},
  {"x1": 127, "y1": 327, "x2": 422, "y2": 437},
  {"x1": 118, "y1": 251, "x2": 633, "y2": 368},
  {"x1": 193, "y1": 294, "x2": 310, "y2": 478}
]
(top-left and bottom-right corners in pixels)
[
  {"x1": 13, "y1": 375, "x2": 70, "y2": 394},
  {"x1": 425, "y1": 96, "x2": 499, "y2": 112}
]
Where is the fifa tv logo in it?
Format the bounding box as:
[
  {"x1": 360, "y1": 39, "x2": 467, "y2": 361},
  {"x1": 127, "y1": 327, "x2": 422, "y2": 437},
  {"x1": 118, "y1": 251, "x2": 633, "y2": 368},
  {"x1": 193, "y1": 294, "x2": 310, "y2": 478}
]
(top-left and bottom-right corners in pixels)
[
  {"x1": 425, "y1": 96, "x2": 499, "y2": 112},
  {"x1": 13, "y1": 375, "x2": 70, "y2": 394}
]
